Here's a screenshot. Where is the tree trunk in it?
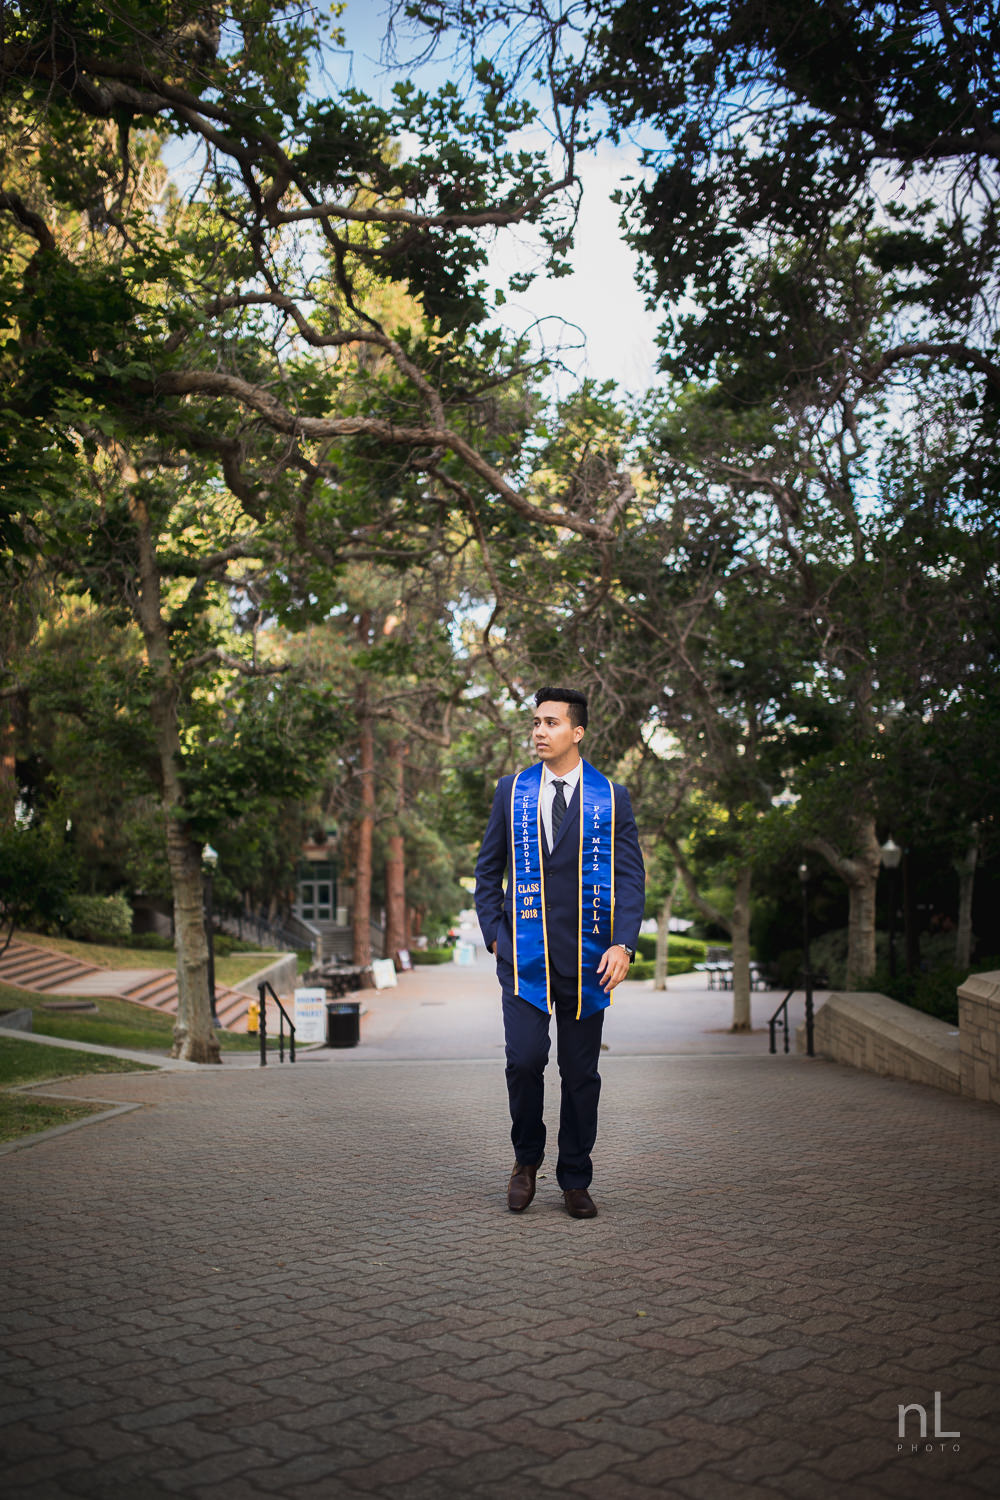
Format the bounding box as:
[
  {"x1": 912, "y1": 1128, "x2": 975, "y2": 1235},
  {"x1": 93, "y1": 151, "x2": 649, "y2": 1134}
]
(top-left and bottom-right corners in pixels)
[
  {"x1": 845, "y1": 865, "x2": 879, "y2": 989},
  {"x1": 729, "y1": 864, "x2": 752, "y2": 1032},
  {"x1": 383, "y1": 737, "x2": 408, "y2": 961},
  {"x1": 352, "y1": 653, "x2": 375, "y2": 968},
  {"x1": 129, "y1": 493, "x2": 220, "y2": 1064},
  {"x1": 807, "y1": 812, "x2": 881, "y2": 990},
  {"x1": 667, "y1": 834, "x2": 751, "y2": 1026},
  {"x1": 654, "y1": 869, "x2": 679, "y2": 991},
  {"x1": 955, "y1": 836, "x2": 978, "y2": 971}
]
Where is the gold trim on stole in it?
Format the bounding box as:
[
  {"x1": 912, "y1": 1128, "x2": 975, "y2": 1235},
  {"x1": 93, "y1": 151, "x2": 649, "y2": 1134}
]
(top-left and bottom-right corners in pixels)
[
  {"x1": 576, "y1": 800, "x2": 584, "y2": 1019},
  {"x1": 510, "y1": 768, "x2": 552, "y2": 1014},
  {"x1": 509, "y1": 775, "x2": 519, "y2": 997}
]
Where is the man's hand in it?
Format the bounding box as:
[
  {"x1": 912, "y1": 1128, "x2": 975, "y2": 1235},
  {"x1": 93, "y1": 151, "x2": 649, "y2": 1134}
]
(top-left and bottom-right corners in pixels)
[{"x1": 597, "y1": 944, "x2": 631, "y2": 992}]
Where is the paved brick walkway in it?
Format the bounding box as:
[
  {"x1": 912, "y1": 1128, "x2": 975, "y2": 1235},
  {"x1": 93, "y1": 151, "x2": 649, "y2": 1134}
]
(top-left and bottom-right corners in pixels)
[{"x1": 2, "y1": 962, "x2": 998, "y2": 1498}]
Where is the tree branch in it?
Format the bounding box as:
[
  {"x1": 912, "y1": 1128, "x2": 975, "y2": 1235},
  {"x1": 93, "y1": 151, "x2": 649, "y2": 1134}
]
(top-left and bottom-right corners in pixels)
[
  {"x1": 861, "y1": 341, "x2": 1000, "y2": 395},
  {"x1": 665, "y1": 835, "x2": 732, "y2": 937},
  {"x1": 146, "y1": 369, "x2": 618, "y2": 540},
  {"x1": 0, "y1": 189, "x2": 56, "y2": 249}
]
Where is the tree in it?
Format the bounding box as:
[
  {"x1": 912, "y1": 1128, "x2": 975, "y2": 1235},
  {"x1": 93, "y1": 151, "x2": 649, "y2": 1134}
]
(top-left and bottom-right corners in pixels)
[
  {"x1": 2, "y1": 2, "x2": 648, "y2": 1054},
  {"x1": 573, "y1": 2, "x2": 1000, "y2": 399},
  {"x1": 1, "y1": 1, "x2": 637, "y2": 550}
]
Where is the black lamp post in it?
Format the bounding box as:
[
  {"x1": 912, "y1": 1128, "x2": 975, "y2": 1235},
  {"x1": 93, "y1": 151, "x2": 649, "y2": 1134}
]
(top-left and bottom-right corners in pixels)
[
  {"x1": 202, "y1": 843, "x2": 219, "y2": 1026},
  {"x1": 880, "y1": 836, "x2": 902, "y2": 979},
  {"x1": 798, "y1": 861, "x2": 814, "y2": 1057}
]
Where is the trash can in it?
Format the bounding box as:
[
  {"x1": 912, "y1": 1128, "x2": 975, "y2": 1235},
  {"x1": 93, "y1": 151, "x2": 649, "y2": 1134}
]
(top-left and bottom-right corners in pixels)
[{"x1": 326, "y1": 1000, "x2": 361, "y2": 1048}]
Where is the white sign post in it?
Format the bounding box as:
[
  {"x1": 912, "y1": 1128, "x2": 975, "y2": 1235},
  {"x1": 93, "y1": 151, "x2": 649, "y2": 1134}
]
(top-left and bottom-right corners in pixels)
[{"x1": 293, "y1": 987, "x2": 327, "y2": 1044}]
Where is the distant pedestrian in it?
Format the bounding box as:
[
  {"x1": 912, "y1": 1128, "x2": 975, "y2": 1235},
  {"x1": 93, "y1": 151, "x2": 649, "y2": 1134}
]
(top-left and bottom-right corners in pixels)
[{"x1": 474, "y1": 687, "x2": 645, "y2": 1218}]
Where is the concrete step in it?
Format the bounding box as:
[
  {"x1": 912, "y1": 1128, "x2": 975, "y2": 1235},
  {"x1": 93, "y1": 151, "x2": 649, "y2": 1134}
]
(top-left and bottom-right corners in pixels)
[
  {"x1": 123, "y1": 974, "x2": 179, "y2": 1009},
  {"x1": 0, "y1": 943, "x2": 98, "y2": 992},
  {"x1": 3, "y1": 938, "x2": 250, "y2": 1032}
]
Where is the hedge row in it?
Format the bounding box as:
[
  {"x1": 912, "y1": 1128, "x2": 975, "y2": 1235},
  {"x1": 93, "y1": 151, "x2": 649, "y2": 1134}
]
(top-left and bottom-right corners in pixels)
[{"x1": 410, "y1": 948, "x2": 454, "y2": 965}]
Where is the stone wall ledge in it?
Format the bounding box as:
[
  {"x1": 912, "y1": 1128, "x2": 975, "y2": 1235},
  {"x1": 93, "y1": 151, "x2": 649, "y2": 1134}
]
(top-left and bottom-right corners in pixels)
[
  {"x1": 957, "y1": 970, "x2": 1000, "y2": 1106},
  {"x1": 797, "y1": 990, "x2": 960, "y2": 1094},
  {"x1": 958, "y1": 970, "x2": 1000, "y2": 1009},
  {"x1": 234, "y1": 952, "x2": 298, "y2": 1002}
]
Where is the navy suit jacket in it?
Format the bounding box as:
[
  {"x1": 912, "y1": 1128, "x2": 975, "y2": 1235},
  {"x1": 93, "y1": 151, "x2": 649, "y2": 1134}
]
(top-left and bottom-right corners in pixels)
[{"x1": 474, "y1": 766, "x2": 646, "y2": 981}]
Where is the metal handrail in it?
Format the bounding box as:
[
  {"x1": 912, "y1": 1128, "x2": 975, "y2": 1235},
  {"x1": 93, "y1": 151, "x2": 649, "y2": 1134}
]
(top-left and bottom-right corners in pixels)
[
  {"x1": 769, "y1": 987, "x2": 795, "y2": 1054},
  {"x1": 257, "y1": 980, "x2": 296, "y2": 1067},
  {"x1": 220, "y1": 911, "x2": 321, "y2": 957},
  {"x1": 769, "y1": 976, "x2": 815, "y2": 1057}
]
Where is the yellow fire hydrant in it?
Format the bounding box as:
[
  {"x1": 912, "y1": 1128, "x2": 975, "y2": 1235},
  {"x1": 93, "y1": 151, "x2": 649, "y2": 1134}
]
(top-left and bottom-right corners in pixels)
[{"x1": 246, "y1": 1000, "x2": 260, "y2": 1034}]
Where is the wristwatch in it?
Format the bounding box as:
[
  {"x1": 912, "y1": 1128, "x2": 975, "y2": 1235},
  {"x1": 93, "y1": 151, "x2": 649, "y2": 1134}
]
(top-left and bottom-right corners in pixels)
[{"x1": 616, "y1": 944, "x2": 635, "y2": 962}]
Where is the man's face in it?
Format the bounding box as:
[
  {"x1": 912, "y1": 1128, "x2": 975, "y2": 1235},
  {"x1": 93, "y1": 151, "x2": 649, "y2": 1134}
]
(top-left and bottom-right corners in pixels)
[{"x1": 532, "y1": 701, "x2": 584, "y2": 767}]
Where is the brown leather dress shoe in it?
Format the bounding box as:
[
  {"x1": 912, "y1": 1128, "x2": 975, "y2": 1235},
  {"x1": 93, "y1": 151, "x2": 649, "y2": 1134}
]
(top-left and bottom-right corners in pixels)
[
  {"x1": 507, "y1": 1162, "x2": 538, "y2": 1212},
  {"x1": 563, "y1": 1188, "x2": 598, "y2": 1219}
]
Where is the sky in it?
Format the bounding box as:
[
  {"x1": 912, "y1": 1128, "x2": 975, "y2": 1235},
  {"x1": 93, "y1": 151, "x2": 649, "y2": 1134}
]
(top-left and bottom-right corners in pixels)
[{"x1": 323, "y1": 1, "x2": 662, "y2": 395}]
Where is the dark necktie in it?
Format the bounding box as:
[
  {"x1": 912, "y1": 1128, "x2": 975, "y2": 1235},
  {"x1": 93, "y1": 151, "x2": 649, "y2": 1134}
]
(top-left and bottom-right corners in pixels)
[{"x1": 551, "y1": 780, "x2": 567, "y2": 842}]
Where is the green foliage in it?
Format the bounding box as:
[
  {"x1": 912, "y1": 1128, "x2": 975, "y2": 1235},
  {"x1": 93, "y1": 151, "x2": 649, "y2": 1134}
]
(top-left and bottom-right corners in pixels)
[
  {"x1": 629, "y1": 955, "x2": 701, "y2": 980},
  {"x1": 635, "y1": 933, "x2": 707, "y2": 963},
  {"x1": 410, "y1": 947, "x2": 454, "y2": 965},
  {"x1": 866, "y1": 966, "x2": 962, "y2": 1028},
  {"x1": 0, "y1": 1033, "x2": 154, "y2": 1088},
  {"x1": 62, "y1": 892, "x2": 133, "y2": 944},
  {"x1": 584, "y1": 1, "x2": 999, "y2": 390},
  {"x1": 0, "y1": 1091, "x2": 105, "y2": 1144},
  {"x1": 0, "y1": 824, "x2": 78, "y2": 942}
]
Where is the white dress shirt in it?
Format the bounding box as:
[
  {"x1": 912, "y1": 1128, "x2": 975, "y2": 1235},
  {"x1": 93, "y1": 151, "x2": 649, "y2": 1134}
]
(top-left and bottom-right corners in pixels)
[{"x1": 540, "y1": 760, "x2": 581, "y2": 852}]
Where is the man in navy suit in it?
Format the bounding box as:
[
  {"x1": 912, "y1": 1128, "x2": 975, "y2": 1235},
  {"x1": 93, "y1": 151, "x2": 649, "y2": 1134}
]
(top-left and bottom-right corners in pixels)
[{"x1": 474, "y1": 687, "x2": 646, "y2": 1218}]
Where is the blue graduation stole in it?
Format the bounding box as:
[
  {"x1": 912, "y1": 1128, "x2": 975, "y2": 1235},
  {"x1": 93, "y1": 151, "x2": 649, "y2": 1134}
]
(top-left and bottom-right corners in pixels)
[{"x1": 509, "y1": 759, "x2": 617, "y2": 1019}]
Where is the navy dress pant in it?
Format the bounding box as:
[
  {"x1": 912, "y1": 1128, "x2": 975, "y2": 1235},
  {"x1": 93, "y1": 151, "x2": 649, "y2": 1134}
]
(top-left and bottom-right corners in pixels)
[{"x1": 499, "y1": 964, "x2": 605, "y2": 1191}]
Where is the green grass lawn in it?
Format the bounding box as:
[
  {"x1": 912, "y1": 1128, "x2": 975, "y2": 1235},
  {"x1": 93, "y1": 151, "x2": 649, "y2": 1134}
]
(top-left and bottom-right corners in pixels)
[
  {"x1": 1, "y1": 1093, "x2": 104, "y2": 1141},
  {"x1": 17, "y1": 931, "x2": 283, "y2": 987},
  {"x1": 0, "y1": 1033, "x2": 156, "y2": 1144}
]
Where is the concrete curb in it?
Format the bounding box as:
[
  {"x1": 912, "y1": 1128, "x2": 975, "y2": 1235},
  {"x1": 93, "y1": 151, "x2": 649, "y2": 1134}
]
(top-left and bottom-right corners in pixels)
[
  {"x1": 0, "y1": 1081, "x2": 145, "y2": 1157},
  {"x1": 0, "y1": 1028, "x2": 204, "y2": 1068}
]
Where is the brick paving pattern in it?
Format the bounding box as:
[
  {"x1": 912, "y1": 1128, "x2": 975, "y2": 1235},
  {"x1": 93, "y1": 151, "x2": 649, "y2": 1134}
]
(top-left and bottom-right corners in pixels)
[{"x1": 2, "y1": 960, "x2": 998, "y2": 1498}]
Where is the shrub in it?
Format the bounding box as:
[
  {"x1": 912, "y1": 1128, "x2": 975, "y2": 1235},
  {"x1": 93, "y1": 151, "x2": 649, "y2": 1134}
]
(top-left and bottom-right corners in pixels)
[
  {"x1": 63, "y1": 893, "x2": 133, "y2": 945},
  {"x1": 864, "y1": 956, "x2": 1000, "y2": 1028},
  {"x1": 0, "y1": 824, "x2": 77, "y2": 940},
  {"x1": 126, "y1": 933, "x2": 175, "y2": 951},
  {"x1": 629, "y1": 956, "x2": 701, "y2": 981},
  {"x1": 636, "y1": 933, "x2": 709, "y2": 963},
  {"x1": 411, "y1": 947, "x2": 454, "y2": 965},
  {"x1": 808, "y1": 928, "x2": 891, "y2": 989}
]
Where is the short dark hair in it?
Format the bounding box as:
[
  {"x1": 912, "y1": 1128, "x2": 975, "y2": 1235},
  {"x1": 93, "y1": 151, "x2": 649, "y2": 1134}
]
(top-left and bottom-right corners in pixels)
[{"x1": 534, "y1": 686, "x2": 588, "y2": 730}]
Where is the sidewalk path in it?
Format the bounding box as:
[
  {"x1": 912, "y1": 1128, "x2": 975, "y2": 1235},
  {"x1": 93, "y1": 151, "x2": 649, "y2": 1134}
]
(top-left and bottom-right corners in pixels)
[
  {"x1": 315, "y1": 953, "x2": 821, "y2": 1062},
  {"x1": 2, "y1": 960, "x2": 997, "y2": 1498}
]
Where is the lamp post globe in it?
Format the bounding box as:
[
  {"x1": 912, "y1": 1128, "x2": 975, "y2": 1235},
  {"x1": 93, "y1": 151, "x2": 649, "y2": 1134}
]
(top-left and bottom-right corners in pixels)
[{"x1": 880, "y1": 836, "x2": 902, "y2": 979}]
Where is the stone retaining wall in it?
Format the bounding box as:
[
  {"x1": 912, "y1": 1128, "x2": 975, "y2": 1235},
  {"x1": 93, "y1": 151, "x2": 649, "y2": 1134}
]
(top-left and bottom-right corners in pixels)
[
  {"x1": 799, "y1": 972, "x2": 1000, "y2": 1107},
  {"x1": 958, "y1": 971, "x2": 1000, "y2": 1106},
  {"x1": 799, "y1": 991, "x2": 961, "y2": 1093},
  {"x1": 235, "y1": 953, "x2": 298, "y2": 1003}
]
